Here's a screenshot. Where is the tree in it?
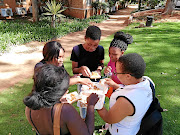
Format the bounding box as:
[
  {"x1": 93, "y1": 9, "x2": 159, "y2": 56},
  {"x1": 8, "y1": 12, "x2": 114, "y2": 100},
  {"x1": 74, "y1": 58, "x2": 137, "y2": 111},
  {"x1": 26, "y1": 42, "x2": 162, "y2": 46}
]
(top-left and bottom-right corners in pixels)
[
  {"x1": 162, "y1": 0, "x2": 174, "y2": 15},
  {"x1": 32, "y1": 0, "x2": 39, "y2": 22},
  {"x1": 43, "y1": 0, "x2": 66, "y2": 28},
  {"x1": 92, "y1": 1, "x2": 100, "y2": 15},
  {"x1": 138, "y1": 0, "x2": 142, "y2": 10}
]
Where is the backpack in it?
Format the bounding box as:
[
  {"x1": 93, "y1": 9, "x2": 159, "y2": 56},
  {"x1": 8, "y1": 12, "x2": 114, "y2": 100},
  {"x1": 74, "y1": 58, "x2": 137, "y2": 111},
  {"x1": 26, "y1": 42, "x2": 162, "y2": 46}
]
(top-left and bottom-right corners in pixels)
[{"x1": 136, "y1": 80, "x2": 163, "y2": 135}]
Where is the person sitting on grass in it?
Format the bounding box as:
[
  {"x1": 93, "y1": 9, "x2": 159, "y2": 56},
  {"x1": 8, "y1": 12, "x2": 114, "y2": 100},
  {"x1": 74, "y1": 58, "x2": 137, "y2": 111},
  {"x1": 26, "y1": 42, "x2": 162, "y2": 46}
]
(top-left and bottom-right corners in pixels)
[
  {"x1": 104, "y1": 31, "x2": 133, "y2": 98},
  {"x1": 70, "y1": 25, "x2": 104, "y2": 119},
  {"x1": 70, "y1": 25, "x2": 104, "y2": 78},
  {"x1": 24, "y1": 64, "x2": 99, "y2": 135},
  {"x1": 34, "y1": 40, "x2": 93, "y2": 86},
  {"x1": 97, "y1": 53, "x2": 153, "y2": 135}
]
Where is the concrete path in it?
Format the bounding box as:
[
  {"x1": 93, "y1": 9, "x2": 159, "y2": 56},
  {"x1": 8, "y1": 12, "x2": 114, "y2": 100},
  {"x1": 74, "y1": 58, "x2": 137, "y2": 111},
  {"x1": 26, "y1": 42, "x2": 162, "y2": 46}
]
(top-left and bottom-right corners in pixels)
[{"x1": 0, "y1": 5, "x2": 138, "y2": 91}]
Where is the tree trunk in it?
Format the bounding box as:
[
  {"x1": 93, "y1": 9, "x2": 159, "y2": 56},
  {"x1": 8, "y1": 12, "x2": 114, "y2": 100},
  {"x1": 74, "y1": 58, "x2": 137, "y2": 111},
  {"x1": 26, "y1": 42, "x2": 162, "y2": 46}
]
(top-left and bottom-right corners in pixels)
[
  {"x1": 162, "y1": 0, "x2": 174, "y2": 15},
  {"x1": 32, "y1": 0, "x2": 39, "y2": 22},
  {"x1": 52, "y1": 15, "x2": 56, "y2": 28},
  {"x1": 138, "y1": 0, "x2": 142, "y2": 11}
]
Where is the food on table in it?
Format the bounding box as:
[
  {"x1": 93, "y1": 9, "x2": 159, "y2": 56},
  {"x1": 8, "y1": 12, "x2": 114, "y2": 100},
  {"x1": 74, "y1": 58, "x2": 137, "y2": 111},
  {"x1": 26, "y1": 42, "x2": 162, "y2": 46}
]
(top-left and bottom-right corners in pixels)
[{"x1": 90, "y1": 71, "x2": 101, "y2": 79}]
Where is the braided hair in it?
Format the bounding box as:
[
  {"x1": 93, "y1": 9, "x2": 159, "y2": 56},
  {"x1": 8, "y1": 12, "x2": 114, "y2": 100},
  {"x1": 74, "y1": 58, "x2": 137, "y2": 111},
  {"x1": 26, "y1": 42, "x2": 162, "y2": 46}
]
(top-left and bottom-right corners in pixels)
[{"x1": 110, "y1": 31, "x2": 133, "y2": 51}]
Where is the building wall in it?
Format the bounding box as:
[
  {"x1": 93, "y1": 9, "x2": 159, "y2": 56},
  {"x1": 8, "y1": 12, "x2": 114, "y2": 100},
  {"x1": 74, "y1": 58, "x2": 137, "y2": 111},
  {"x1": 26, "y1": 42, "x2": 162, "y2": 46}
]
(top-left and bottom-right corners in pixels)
[
  {"x1": 0, "y1": 0, "x2": 106, "y2": 19},
  {"x1": 0, "y1": 0, "x2": 32, "y2": 13},
  {"x1": 63, "y1": 0, "x2": 106, "y2": 19}
]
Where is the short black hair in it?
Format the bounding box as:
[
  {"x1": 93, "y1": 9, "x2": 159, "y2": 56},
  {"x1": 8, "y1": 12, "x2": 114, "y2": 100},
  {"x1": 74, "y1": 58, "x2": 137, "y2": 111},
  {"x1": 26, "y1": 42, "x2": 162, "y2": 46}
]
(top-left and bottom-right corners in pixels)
[
  {"x1": 118, "y1": 53, "x2": 146, "y2": 79},
  {"x1": 23, "y1": 64, "x2": 70, "y2": 110},
  {"x1": 110, "y1": 31, "x2": 133, "y2": 51},
  {"x1": 85, "y1": 25, "x2": 101, "y2": 40},
  {"x1": 43, "y1": 41, "x2": 65, "y2": 61}
]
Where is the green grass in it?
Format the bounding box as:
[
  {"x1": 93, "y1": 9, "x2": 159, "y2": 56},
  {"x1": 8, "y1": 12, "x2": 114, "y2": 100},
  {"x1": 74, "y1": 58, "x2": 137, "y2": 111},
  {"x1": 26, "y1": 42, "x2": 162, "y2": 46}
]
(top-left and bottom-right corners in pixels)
[
  {"x1": 0, "y1": 22, "x2": 180, "y2": 135},
  {"x1": 0, "y1": 14, "x2": 108, "y2": 53}
]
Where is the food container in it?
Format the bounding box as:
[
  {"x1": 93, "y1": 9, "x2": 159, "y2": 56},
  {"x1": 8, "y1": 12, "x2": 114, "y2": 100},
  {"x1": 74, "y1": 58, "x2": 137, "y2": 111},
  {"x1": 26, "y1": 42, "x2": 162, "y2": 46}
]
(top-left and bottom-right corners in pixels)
[
  {"x1": 90, "y1": 71, "x2": 101, "y2": 82},
  {"x1": 77, "y1": 79, "x2": 108, "y2": 109},
  {"x1": 77, "y1": 92, "x2": 105, "y2": 109},
  {"x1": 64, "y1": 91, "x2": 81, "y2": 104}
]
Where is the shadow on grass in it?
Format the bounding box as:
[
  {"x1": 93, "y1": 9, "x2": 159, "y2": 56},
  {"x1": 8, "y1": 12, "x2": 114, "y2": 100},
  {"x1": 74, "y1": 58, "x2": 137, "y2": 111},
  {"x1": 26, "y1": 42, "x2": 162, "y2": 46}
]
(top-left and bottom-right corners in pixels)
[
  {"x1": 0, "y1": 22, "x2": 179, "y2": 135},
  {"x1": 123, "y1": 22, "x2": 180, "y2": 135},
  {"x1": 0, "y1": 79, "x2": 35, "y2": 134}
]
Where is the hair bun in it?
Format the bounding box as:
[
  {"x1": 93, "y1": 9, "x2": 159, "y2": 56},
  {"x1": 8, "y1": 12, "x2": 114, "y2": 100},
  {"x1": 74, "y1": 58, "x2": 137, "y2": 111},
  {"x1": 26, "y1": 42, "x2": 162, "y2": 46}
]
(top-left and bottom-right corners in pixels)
[
  {"x1": 125, "y1": 34, "x2": 133, "y2": 44},
  {"x1": 114, "y1": 32, "x2": 133, "y2": 44}
]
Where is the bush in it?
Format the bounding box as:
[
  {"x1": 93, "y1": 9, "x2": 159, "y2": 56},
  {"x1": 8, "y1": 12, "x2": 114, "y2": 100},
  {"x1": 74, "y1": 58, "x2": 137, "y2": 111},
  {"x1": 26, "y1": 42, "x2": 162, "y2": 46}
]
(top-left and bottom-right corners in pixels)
[{"x1": 0, "y1": 15, "x2": 108, "y2": 54}]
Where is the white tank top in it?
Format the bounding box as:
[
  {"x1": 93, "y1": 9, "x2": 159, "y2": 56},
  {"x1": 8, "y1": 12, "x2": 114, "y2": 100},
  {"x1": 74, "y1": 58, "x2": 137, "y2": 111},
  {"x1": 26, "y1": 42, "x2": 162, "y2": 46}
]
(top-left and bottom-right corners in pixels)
[{"x1": 109, "y1": 76, "x2": 153, "y2": 135}]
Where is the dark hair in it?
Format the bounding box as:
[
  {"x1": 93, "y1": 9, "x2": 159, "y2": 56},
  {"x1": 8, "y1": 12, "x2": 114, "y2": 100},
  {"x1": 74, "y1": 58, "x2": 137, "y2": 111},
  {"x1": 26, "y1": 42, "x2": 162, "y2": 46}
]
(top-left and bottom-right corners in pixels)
[
  {"x1": 118, "y1": 53, "x2": 146, "y2": 79},
  {"x1": 43, "y1": 41, "x2": 65, "y2": 61},
  {"x1": 85, "y1": 25, "x2": 101, "y2": 40},
  {"x1": 23, "y1": 64, "x2": 70, "y2": 110},
  {"x1": 110, "y1": 31, "x2": 133, "y2": 51}
]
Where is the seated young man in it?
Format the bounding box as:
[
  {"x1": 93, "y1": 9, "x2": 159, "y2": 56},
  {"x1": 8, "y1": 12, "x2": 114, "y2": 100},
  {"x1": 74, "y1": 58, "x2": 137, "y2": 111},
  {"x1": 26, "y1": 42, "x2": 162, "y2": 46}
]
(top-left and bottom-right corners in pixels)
[
  {"x1": 97, "y1": 53, "x2": 153, "y2": 135},
  {"x1": 70, "y1": 25, "x2": 104, "y2": 78}
]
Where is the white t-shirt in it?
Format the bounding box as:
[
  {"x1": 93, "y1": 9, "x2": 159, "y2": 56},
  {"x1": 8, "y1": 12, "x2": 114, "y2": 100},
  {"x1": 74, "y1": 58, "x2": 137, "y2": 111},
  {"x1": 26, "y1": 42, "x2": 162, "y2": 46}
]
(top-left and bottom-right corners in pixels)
[{"x1": 109, "y1": 76, "x2": 153, "y2": 135}]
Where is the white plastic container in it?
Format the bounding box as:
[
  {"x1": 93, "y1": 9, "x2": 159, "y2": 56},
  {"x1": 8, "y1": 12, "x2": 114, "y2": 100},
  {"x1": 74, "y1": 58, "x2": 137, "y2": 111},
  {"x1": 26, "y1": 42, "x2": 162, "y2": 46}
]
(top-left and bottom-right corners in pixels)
[{"x1": 77, "y1": 79, "x2": 108, "y2": 109}]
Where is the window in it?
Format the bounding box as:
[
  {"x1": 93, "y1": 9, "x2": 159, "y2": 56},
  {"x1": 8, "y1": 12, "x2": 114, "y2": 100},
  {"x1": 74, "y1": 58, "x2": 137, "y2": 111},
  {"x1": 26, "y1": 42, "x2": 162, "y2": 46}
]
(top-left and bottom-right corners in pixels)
[
  {"x1": 16, "y1": 0, "x2": 26, "y2": 5},
  {"x1": 0, "y1": 0, "x2": 4, "y2": 5},
  {"x1": 86, "y1": 0, "x2": 92, "y2": 6}
]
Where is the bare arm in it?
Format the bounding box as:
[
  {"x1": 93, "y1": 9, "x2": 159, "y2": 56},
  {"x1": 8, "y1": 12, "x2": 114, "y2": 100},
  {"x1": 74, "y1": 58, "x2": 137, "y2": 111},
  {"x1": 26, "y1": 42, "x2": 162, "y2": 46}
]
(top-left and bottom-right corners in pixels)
[
  {"x1": 97, "y1": 97, "x2": 134, "y2": 124},
  {"x1": 69, "y1": 77, "x2": 93, "y2": 86},
  {"x1": 95, "y1": 60, "x2": 104, "y2": 75},
  {"x1": 72, "y1": 61, "x2": 81, "y2": 74},
  {"x1": 72, "y1": 61, "x2": 92, "y2": 77},
  {"x1": 62, "y1": 94, "x2": 99, "y2": 135}
]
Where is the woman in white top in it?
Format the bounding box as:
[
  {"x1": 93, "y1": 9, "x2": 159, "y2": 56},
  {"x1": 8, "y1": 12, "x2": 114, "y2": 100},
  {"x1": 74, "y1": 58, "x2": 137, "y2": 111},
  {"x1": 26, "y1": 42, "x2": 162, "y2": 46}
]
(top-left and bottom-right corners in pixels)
[{"x1": 97, "y1": 53, "x2": 153, "y2": 135}]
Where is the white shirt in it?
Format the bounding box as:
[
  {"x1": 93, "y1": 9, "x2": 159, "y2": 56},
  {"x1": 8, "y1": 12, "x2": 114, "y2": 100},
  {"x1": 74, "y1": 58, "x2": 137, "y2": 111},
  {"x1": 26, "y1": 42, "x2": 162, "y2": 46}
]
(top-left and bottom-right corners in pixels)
[{"x1": 109, "y1": 76, "x2": 153, "y2": 135}]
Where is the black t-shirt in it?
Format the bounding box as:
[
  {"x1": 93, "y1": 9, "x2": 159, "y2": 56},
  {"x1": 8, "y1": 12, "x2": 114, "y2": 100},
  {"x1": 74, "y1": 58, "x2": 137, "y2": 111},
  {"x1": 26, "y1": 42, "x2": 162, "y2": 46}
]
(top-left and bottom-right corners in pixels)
[{"x1": 70, "y1": 44, "x2": 104, "y2": 71}]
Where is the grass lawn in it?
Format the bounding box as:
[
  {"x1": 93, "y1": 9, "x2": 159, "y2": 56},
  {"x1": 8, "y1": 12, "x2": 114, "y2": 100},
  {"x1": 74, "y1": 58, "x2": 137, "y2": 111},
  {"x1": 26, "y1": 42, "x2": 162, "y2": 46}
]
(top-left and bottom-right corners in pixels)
[
  {"x1": 0, "y1": 22, "x2": 180, "y2": 135},
  {"x1": 0, "y1": 14, "x2": 108, "y2": 53}
]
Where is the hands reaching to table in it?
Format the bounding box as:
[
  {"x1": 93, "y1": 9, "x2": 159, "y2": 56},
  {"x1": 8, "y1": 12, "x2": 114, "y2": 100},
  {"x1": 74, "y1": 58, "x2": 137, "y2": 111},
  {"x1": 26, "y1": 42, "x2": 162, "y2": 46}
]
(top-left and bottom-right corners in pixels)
[{"x1": 80, "y1": 66, "x2": 92, "y2": 77}]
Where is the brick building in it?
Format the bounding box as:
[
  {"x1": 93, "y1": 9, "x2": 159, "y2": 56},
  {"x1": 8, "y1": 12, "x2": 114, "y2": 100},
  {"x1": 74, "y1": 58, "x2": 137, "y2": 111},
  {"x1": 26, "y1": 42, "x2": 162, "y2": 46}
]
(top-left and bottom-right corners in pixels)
[
  {"x1": 62, "y1": 0, "x2": 107, "y2": 19},
  {"x1": 0, "y1": 0, "x2": 108, "y2": 19}
]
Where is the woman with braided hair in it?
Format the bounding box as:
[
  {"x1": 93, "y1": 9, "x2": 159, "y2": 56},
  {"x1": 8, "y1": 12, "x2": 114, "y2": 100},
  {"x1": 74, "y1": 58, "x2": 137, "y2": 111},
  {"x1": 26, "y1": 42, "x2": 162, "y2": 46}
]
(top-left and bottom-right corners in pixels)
[{"x1": 104, "y1": 31, "x2": 133, "y2": 98}]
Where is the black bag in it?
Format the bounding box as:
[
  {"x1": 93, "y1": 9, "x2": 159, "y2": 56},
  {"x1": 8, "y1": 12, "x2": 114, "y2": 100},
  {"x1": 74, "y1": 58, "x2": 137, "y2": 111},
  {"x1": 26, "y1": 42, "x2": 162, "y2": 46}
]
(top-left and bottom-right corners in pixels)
[{"x1": 136, "y1": 80, "x2": 163, "y2": 135}]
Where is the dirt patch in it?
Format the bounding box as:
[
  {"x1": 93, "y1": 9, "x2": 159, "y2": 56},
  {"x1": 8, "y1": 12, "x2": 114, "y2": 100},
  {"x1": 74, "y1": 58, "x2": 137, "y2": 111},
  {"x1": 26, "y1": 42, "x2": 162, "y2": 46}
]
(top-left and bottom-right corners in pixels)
[{"x1": 133, "y1": 9, "x2": 180, "y2": 23}]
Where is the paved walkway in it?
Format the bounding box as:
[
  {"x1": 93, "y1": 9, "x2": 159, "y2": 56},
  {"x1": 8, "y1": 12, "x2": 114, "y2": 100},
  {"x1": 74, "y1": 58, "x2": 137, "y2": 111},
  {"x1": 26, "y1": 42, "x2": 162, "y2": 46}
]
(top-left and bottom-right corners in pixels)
[{"x1": 0, "y1": 5, "x2": 138, "y2": 91}]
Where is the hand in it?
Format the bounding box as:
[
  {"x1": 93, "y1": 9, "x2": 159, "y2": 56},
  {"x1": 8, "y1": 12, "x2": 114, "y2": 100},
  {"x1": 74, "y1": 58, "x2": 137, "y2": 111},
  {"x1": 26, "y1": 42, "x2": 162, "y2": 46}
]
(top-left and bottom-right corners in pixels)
[
  {"x1": 95, "y1": 69, "x2": 101, "y2": 76},
  {"x1": 104, "y1": 78, "x2": 117, "y2": 87},
  {"x1": 78, "y1": 78, "x2": 93, "y2": 87},
  {"x1": 87, "y1": 93, "x2": 99, "y2": 106},
  {"x1": 104, "y1": 66, "x2": 112, "y2": 75},
  {"x1": 80, "y1": 66, "x2": 92, "y2": 77}
]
